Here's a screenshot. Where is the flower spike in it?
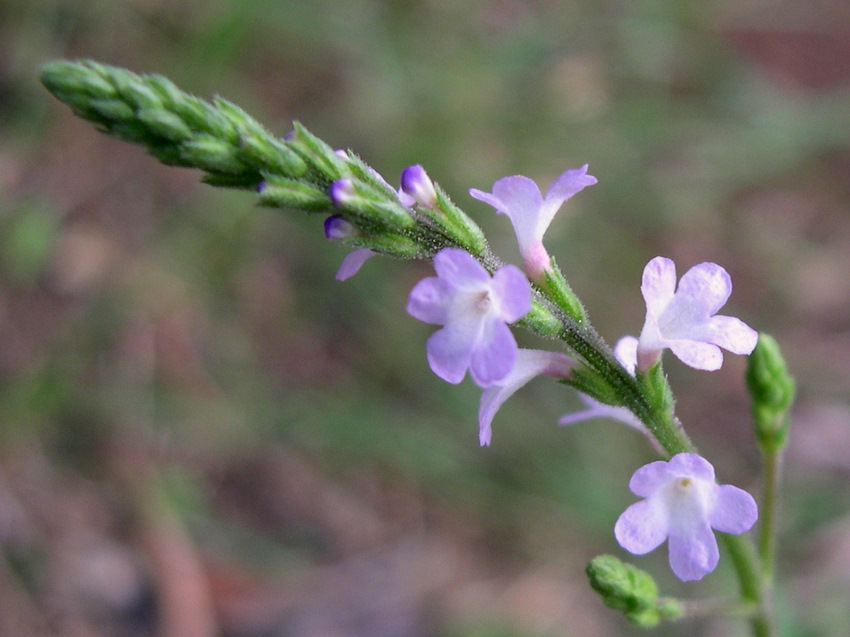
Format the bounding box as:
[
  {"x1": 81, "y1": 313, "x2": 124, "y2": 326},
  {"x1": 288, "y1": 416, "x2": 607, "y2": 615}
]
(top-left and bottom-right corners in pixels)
[
  {"x1": 407, "y1": 248, "x2": 531, "y2": 386},
  {"x1": 637, "y1": 257, "x2": 758, "y2": 372},
  {"x1": 615, "y1": 453, "x2": 758, "y2": 581},
  {"x1": 469, "y1": 165, "x2": 596, "y2": 280}
]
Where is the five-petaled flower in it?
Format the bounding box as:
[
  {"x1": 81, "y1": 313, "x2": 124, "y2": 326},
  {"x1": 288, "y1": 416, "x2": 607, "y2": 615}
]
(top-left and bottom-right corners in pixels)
[
  {"x1": 615, "y1": 453, "x2": 758, "y2": 582},
  {"x1": 407, "y1": 248, "x2": 531, "y2": 386},
  {"x1": 469, "y1": 165, "x2": 597, "y2": 281},
  {"x1": 637, "y1": 256, "x2": 758, "y2": 372}
]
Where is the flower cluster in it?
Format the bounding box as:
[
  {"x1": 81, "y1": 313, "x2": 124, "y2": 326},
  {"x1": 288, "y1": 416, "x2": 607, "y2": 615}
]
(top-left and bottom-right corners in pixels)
[{"x1": 327, "y1": 163, "x2": 759, "y2": 582}]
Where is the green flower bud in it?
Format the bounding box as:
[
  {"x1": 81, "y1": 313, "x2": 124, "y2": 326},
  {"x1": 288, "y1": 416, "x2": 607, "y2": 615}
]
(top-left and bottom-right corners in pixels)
[
  {"x1": 746, "y1": 333, "x2": 795, "y2": 451},
  {"x1": 286, "y1": 122, "x2": 350, "y2": 182},
  {"x1": 586, "y1": 555, "x2": 683, "y2": 627},
  {"x1": 258, "y1": 177, "x2": 332, "y2": 212}
]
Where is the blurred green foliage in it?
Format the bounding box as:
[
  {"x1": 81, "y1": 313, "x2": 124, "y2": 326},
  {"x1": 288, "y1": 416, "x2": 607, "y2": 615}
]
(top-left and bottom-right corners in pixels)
[{"x1": 2, "y1": 0, "x2": 850, "y2": 635}]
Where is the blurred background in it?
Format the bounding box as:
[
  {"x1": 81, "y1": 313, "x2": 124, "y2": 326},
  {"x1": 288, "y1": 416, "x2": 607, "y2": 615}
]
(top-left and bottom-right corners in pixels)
[{"x1": 2, "y1": 0, "x2": 850, "y2": 635}]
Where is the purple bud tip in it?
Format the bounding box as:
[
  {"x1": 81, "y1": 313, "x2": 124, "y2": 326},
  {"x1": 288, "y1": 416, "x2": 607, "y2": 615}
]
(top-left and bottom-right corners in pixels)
[
  {"x1": 329, "y1": 178, "x2": 355, "y2": 207},
  {"x1": 400, "y1": 164, "x2": 437, "y2": 208},
  {"x1": 257, "y1": 180, "x2": 267, "y2": 193},
  {"x1": 324, "y1": 215, "x2": 357, "y2": 240}
]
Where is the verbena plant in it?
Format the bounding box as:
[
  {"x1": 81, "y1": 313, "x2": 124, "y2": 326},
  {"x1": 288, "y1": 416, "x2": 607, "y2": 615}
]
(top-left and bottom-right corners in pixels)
[{"x1": 41, "y1": 59, "x2": 795, "y2": 635}]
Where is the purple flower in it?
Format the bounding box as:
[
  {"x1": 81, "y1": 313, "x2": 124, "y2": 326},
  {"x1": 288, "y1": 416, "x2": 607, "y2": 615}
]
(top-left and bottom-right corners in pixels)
[
  {"x1": 407, "y1": 248, "x2": 531, "y2": 386},
  {"x1": 400, "y1": 164, "x2": 437, "y2": 208},
  {"x1": 469, "y1": 166, "x2": 596, "y2": 280},
  {"x1": 478, "y1": 349, "x2": 573, "y2": 446},
  {"x1": 615, "y1": 453, "x2": 758, "y2": 582},
  {"x1": 323, "y1": 215, "x2": 376, "y2": 280},
  {"x1": 637, "y1": 257, "x2": 758, "y2": 372},
  {"x1": 328, "y1": 177, "x2": 356, "y2": 207}
]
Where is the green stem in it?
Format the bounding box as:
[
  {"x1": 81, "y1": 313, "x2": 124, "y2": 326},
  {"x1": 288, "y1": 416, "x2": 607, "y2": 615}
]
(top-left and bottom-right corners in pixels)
[
  {"x1": 759, "y1": 441, "x2": 782, "y2": 580},
  {"x1": 722, "y1": 533, "x2": 776, "y2": 637}
]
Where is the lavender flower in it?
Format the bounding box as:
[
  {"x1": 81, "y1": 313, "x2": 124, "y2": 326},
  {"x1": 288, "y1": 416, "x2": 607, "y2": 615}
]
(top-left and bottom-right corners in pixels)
[
  {"x1": 637, "y1": 257, "x2": 758, "y2": 372},
  {"x1": 469, "y1": 165, "x2": 596, "y2": 280},
  {"x1": 407, "y1": 248, "x2": 531, "y2": 386},
  {"x1": 478, "y1": 349, "x2": 573, "y2": 446},
  {"x1": 400, "y1": 164, "x2": 437, "y2": 208},
  {"x1": 323, "y1": 215, "x2": 375, "y2": 280},
  {"x1": 615, "y1": 453, "x2": 758, "y2": 582}
]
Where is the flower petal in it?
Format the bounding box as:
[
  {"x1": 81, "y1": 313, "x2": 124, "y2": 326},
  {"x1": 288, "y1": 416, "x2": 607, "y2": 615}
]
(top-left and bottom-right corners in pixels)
[
  {"x1": 433, "y1": 248, "x2": 490, "y2": 288},
  {"x1": 704, "y1": 315, "x2": 759, "y2": 355},
  {"x1": 479, "y1": 349, "x2": 572, "y2": 445},
  {"x1": 709, "y1": 485, "x2": 758, "y2": 534},
  {"x1": 426, "y1": 326, "x2": 475, "y2": 384},
  {"x1": 667, "y1": 453, "x2": 716, "y2": 482},
  {"x1": 668, "y1": 340, "x2": 723, "y2": 371},
  {"x1": 406, "y1": 277, "x2": 451, "y2": 324},
  {"x1": 615, "y1": 499, "x2": 669, "y2": 555},
  {"x1": 335, "y1": 248, "x2": 375, "y2": 281},
  {"x1": 641, "y1": 257, "x2": 678, "y2": 319},
  {"x1": 544, "y1": 164, "x2": 597, "y2": 202},
  {"x1": 674, "y1": 262, "x2": 732, "y2": 317},
  {"x1": 469, "y1": 316, "x2": 517, "y2": 386},
  {"x1": 481, "y1": 176, "x2": 544, "y2": 247},
  {"x1": 557, "y1": 393, "x2": 646, "y2": 433},
  {"x1": 490, "y1": 264, "x2": 532, "y2": 322},
  {"x1": 667, "y1": 518, "x2": 719, "y2": 581},
  {"x1": 628, "y1": 460, "x2": 675, "y2": 497}
]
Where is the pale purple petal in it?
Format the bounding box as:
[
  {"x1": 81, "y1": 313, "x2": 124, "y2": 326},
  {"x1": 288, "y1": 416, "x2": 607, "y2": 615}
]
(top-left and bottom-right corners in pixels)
[
  {"x1": 703, "y1": 315, "x2": 759, "y2": 355},
  {"x1": 426, "y1": 326, "x2": 476, "y2": 384},
  {"x1": 544, "y1": 164, "x2": 597, "y2": 202},
  {"x1": 538, "y1": 165, "x2": 597, "y2": 232},
  {"x1": 335, "y1": 248, "x2": 375, "y2": 281},
  {"x1": 667, "y1": 453, "x2": 716, "y2": 482},
  {"x1": 614, "y1": 499, "x2": 669, "y2": 555},
  {"x1": 468, "y1": 317, "x2": 518, "y2": 386},
  {"x1": 490, "y1": 264, "x2": 532, "y2": 322},
  {"x1": 641, "y1": 256, "x2": 677, "y2": 318},
  {"x1": 406, "y1": 277, "x2": 452, "y2": 324},
  {"x1": 467, "y1": 188, "x2": 508, "y2": 214},
  {"x1": 674, "y1": 262, "x2": 732, "y2": 317},
  {"x1": 491, "y1": 175, "x2": 544, "y2": 217},
  {"x1": 628, "y1": 460, "x2": 675, "y2": 497},
  {"x1": 479, "y1": 349, "x2": 572, "y2": 446},
  {"x1": 557, "y1": 393, "x2": 646, "y2": 433},
  {"x1": 483, "y1": 175, "x2": 544, "y2": 247},
  {"x1": 709, "y1": 485, "x2": 758, "y2": 534},
  {"x1": 433, "y1": 248, "x2": 491, "y2": 288},
  {"x1": 668, "y1": 519, "x2": 719, "y2": 581},
  {"x1": 668, "y1": 340, "x2": 723, "y2": 371}
]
